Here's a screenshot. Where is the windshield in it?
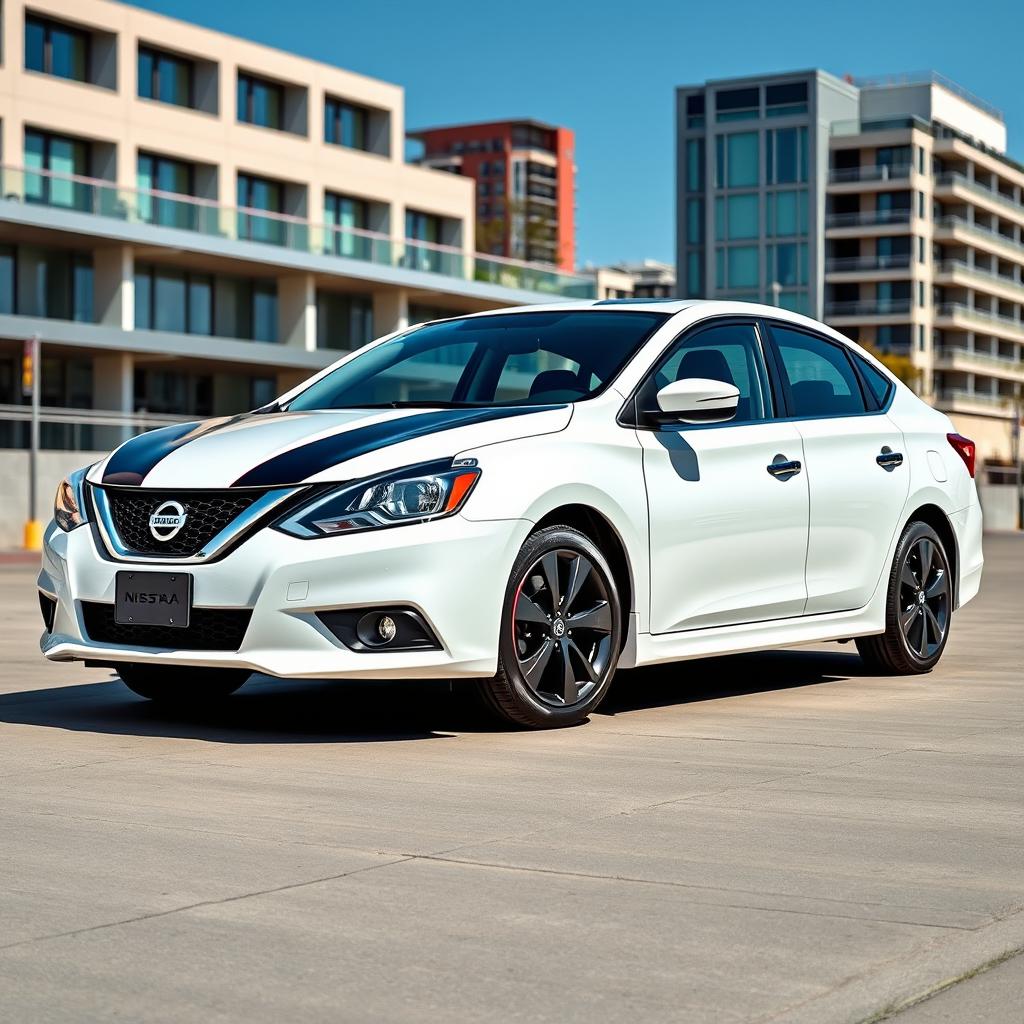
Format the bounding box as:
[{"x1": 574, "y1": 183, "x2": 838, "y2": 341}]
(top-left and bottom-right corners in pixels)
[{"x1": 286, "y1": 311, "x2": 668, "y2": 411}]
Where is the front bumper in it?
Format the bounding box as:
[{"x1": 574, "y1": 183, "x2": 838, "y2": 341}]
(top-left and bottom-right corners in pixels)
[{"x1": 39, "y1": 515, "x2": 532, "y2": 679}]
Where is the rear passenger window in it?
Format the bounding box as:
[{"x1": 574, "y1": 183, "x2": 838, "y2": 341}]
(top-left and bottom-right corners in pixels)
[
  {"x1": 771, "y1": 326, "x2": 867, "y2": 418},
  {"x1": 853, "y1": 354, "x2": 894, "y2": 408}
]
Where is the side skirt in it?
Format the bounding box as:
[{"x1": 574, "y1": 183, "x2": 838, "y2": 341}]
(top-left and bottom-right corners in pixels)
[{"x1": 631, "y1": 604, "x2": 886, "y2": 669}]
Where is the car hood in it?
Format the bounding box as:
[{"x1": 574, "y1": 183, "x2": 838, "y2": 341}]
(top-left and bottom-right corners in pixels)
[{"x1": 88, "y1": 405, "x2": 572, "y2": 489}]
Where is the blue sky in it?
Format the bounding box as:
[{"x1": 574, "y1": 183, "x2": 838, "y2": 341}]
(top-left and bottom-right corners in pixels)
[{"x1": 130, "y1": 0, "x2": 1023, "y2": 268}]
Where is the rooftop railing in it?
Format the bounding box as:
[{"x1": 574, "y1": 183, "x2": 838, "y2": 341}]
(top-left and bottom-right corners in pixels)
[{"x1": 0, "y1": 165, "x2": 596, "y2": 300}]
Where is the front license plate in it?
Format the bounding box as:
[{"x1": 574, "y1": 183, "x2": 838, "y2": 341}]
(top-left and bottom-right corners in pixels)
[{"x1": 115, "y1": 571, "x2": 192, "y2": 628}]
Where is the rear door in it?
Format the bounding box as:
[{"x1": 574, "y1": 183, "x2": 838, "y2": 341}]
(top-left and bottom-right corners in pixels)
[
  {"x1": 635, "y1": 319, "x2": 810, "y2": 633},
  {"x1": 763, "y1": 321, "x2": 909, "y2": 614}
]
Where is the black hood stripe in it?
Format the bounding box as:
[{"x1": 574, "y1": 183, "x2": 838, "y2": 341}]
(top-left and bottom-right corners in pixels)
[
  {"x1": 232, "y1": 406, "x2": 559, "y2": 487},
  {"x1": 100, "y1": 413, "x2": 256, "y2": 485}
]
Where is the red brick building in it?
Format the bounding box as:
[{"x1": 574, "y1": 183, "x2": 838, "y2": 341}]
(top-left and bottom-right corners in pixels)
[{"x1": 409, "y1": 119, "x2": 576, "y2": 272}]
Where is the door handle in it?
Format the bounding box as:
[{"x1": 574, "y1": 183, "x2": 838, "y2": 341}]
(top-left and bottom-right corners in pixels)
[
  {"x1": 767, "y1": 459, "x2": 802, "y2": 478},
  {"x1": 876, "y1": 449, "x2": 904, "y2": 469}
]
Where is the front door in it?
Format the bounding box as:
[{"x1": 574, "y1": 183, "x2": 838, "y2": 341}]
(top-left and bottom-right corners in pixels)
[{"x1": 636, "y1": 320, "x2": 810, "y2": 633}]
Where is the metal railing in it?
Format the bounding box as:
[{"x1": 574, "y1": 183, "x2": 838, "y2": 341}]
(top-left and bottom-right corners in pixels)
[
  {"x1": 934, "y1": 216, "x2": 1024, "y2": 257},
  {"x1": 825, "y1": 298, "x2": 913, "y2": 317},
  {"x1": 826, "y1": 254, "x2": 912, "y2": 273},
  {"x1": 830, "y1": 115, "x2": 931, "y2": 138},
  {"x1": 828, "y1": 165, "x2": 913, "y2": 184},
  {"x1": 939, "y1": 388, "x2": 1015, "y2": 411},
  {"x1": 0, "y1": 164, "x2": 596, "y2": 299},
  {"x1": 826, "y1": 209, "x2": 913, "y2": 228},
  {"x1": 936, "y1": 259, "x2": 1023, "y2": 292},
  {"x1": 935, "y1": 347, "x2": 1024, "y2": 373},
  {"x1": 0, "y1": 404, "x2": 191, "y2": 453},
  {"x1": 936, "y1": 303, "x2": 1024, "y2": 334},
  {"x1": 934, "y1": 173, "x2": 1024, "y2": 217}
]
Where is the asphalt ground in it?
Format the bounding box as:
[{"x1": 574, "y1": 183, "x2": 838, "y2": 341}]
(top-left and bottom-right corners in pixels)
[{"x1": 1, "y1": 534, "x2": 1021, "y2": 1023}]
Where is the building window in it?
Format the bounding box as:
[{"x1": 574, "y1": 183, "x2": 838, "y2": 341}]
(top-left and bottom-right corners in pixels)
[
  {"x1": 237, "y1": 72, "x2": 283, "y2": 130},
  {"x1": 324, "y1": 192, "x2": 370, "y2": 258},
  {"x1": 686, "y1": 250, "x2": 704, "y2": 297},
  {"x1": 138, "y1": 45, "x2": 193, "y2": 107},
  {"x1": 766, "y1": 127, "x2": 808, "y2": 184},
  {"x1": 324, "y1": 96, "x2": 368, "y2": 150},
  {"x1": 137, "y1": 153, "x2": 195, "y2": 228},
  {"x1": 686, "y1": 94, "x2": 705, "y2": 129},
  {"x1": 25, "y1": 15, "x2": 89, "y2": 83},
  {"x1": 765, "y1": 81, "x2": 808, "y2": 118},
  {"x1": 24, "y1": 129, "x2": 90, "y2": 209},
  {"x1": 0, "y1": 244, "x2": 92, "y2": 322},
  {"x1": 716, "y1": 86, "x2": 759, "y2": 122},
  {"x1": 725, "y1": 245, "x2": 759, "y2": 289},
  {"x1": 715, "y1": 194, "x2": 759, "y2": 241},
  {"x1": 686, "y1": 198, "x2": 704, "y2": 244},
  {"x1": 716, "y1": 132, "x2": 759, "y2": 189},
  {"x1": 767, "y1": 242, "x2": 809, "y2": 287},
  {"x1": 237, "y1": 173, "x2": 285, "y2": 244},
  {"x1": 686, "y1": 139, "x2": 705, "y2": 192},
  {"x1": 766, "y1": 190, "x2": 808, "y2": 237},
  {"x1": 316, "y1": 291, "x2": 374, "y2": 350},
  {"x1": 134, "y1": 369, "x2": 213, "y2": 417}
]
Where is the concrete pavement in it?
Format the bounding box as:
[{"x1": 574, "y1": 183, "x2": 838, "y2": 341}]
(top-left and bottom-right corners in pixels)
[{"x1": 1, "y1": 535, "x2": 1022, "y2": 1022}]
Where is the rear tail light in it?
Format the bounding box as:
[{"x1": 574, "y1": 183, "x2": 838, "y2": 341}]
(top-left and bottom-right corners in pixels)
[{"x1": 946, "y1": 433, "x2": 976, "y2": 478}]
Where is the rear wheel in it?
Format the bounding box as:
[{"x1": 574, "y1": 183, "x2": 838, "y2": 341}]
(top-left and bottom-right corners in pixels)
[
  {"x1": 478, "y1": 526, "x2": 622, "y2": 729},
  {"x1": 118, "y1": 665, "x2": 251, "y2": 704},
  {"x1": 856, "y1": 521, "x2": 952, "y2": 674}
]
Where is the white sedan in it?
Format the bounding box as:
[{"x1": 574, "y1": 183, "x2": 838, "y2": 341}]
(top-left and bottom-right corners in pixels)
[{"x1": 39, "y1": 301, "x2": 984, "y2": 728}]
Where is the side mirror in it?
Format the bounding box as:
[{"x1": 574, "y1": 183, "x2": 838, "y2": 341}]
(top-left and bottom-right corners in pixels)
[{"x1": 654, "y1": 377, "x2": 739, "y2": 424}]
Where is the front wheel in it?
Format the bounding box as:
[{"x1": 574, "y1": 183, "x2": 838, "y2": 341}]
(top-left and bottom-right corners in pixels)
[
  {"x1": 856, "y1": 521, "x2": 953, "y2": 674},
  {"x1": 478, "y1": 526, "x2": 623, "y2": 729},
  {"x1": 118, "y1": 664, "x2": 251, "y2": 704}
]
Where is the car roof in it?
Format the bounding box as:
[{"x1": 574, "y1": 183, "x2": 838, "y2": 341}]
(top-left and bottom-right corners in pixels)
[{"x1": 447, "y1": 299, "x2": 845, "y2": 335}]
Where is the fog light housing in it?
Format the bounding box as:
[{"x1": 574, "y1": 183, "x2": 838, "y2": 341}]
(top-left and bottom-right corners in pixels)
[{"x1": 317, "y1": 607, "x2": 442, "y2": 652}]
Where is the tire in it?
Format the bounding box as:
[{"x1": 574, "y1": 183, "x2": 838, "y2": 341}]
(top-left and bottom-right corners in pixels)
[
  {"x1": 478, "y1": 525, "x2": 623, "y2": 729},
  {"x1": 118, "y1": 664, "x2": 251, "y2": 704},
  {"x1": 856, "y1": 521, "x2": 953, "y2": 675}
]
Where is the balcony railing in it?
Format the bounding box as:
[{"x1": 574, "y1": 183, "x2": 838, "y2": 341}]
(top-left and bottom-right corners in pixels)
[
  {"x1": 826, "y1": 254, "x2": 912, "y2": 273},
  {"x1": 935, "y1": 216, "x2": 1024, "y2": 258},
  {"x1": 936, "y1": 259, "x2": 1024, "y2": 292},
  {"x1": 825, "y1": 298, "x2": 913, "y2": 317},
  {"x1": 0, "y1": 164, "x2": 596, "y2": 300},
  {"x1": 938, "y1": 389, "x2": 1016, "y2": 413},
  {"x1": 828, "y1": 165, "x2": 913, "y2": 184},
  {"x1": 0, "y1": 403, "x2": 190, "y2": 453},
  {"x1": 935, "y1": 347, "x2": 1024, "y2": 374},
  {"x1": 830, "y1": 115, "x2": 931, "y2": 138},
  {"x1": 826, "y1": 209, "x2": 913, "y2": 228},
  {"x1": 934, "y1": 172, "x2": 1024, "y2": 217},
  {"x1": 936, "y1": 303, "x2": 1024, "y2": 335}
]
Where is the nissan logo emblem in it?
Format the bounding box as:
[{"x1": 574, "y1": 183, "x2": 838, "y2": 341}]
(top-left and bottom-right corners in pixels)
[{"x1": 149, "y1": 500, "x2": 188, "y2": 542}]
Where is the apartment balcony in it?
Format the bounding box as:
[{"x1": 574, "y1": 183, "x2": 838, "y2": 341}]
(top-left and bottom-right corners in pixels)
[
  {"x1": 825, "y1": 254, "x2": 913, "y2": 280},
  {"x1": 935, "y1": 302, "x2": 1024, "y2": 343},
  {"x1": 934, "y1": 347, "x2": 1024, "y2": 384},
  {"x1": 826, "y1": 209, "x2": 912, "y2": 228},
  {"x1": 933, "y1": 216, "x2": 1024, "y2": 262},
  {"x1": 825, "y1": 298, "x2": 913, "y2": 320},
  {"x1": 827, "y1": 165, "x2": 914, "y2": 195},
  {"x1": 0, "y1": 165, "x2": 596, "y2": 300},
  {"x1": 936, "y1": 388, "x2": 1017, "y2": 419},
  {"x1": 934, "y1": 260, "x2": 1024, "y2": 303},
  {"x1": 934, "y1": 172, "x2": 1024, "y2": 226}
]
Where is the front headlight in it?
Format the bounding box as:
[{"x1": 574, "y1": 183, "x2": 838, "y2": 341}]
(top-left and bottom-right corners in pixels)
[
  {"x1": 54, "y1": 466, "x2": 90, "y2": 532},
  {"x1": 274, "y1": 460, "x2": 481, "y2": 538}
]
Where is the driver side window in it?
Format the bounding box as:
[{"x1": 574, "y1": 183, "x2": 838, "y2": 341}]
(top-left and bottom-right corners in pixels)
[{"x1": 637, "y1": 322, "x2": 771, "y2": 424}]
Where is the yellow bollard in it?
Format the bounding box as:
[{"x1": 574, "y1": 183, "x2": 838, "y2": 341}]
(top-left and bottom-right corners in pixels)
[{"x1": 23, "y1": 520, "x2": 43, "y2": 552}]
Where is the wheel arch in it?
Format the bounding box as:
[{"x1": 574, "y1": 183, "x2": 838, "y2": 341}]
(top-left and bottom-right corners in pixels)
[
  {"x1": 904, "y1": 503, "x2": 960, "y2": 609},
  {"x1": 532, "y1": 504, "x2": 635, "y2": 637}
]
